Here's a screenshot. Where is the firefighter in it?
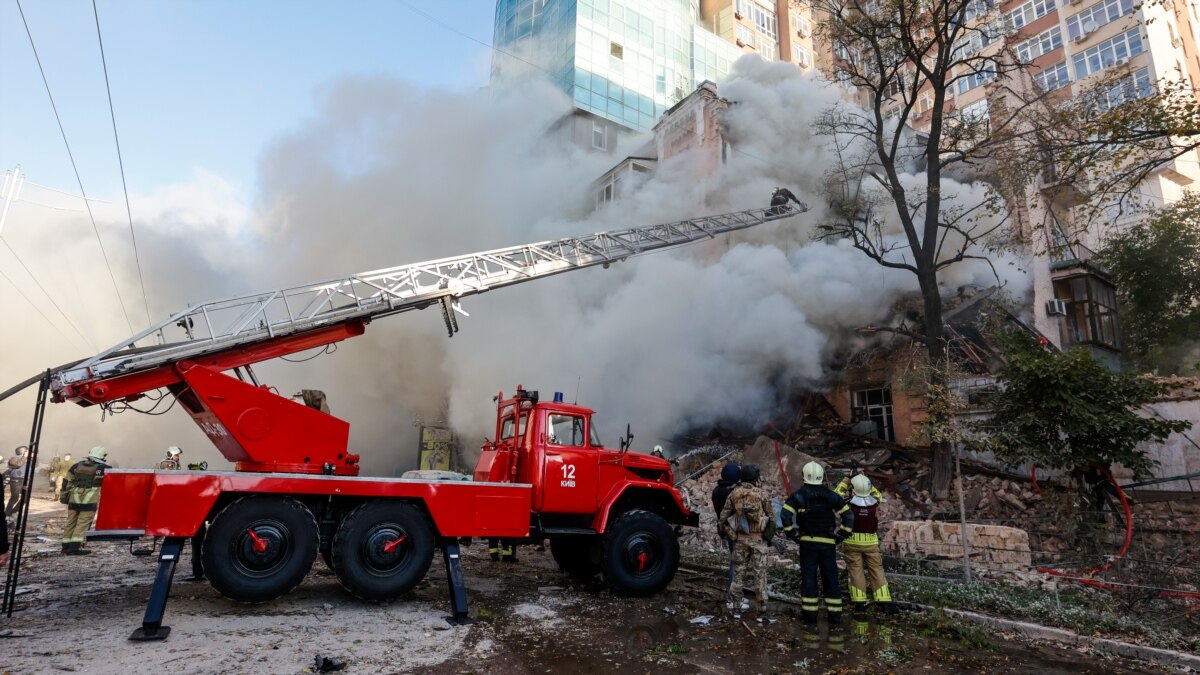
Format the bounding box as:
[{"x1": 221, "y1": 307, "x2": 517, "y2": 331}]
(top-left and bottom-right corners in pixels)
[
  {"x1": 650, "y1": 445, "x2": 665, "y2": 458},
  {"x1": 842, "y1": 473, "x2": 897, "y2": 613},
  {"x1": 717, "y1": 463, "x2": 775, "y2": 617},
  {"x1": 487, "y1": 538, "x2": 518, "y2": 562},
  {"x1": 781, "y1": 461, "x2": 854, "y2": 624},
  {"x1": 4, "y1": 446, "x2": 29, "y2": 520},
  {"x1": 158, "y1": 446, "x2": 183, "y2": 470},
  {"x1": 769, "y1": 186, "x2": 804, "y2": 215},
  {"x1": 835, "y1": 466, "x2": 883, "y2": 502},
  {"x1": 52, "y1": 453, "x2": 72, "y2": 501},
  {"x1": 61, "y1": 446, "x2": 110, "y2": 555}
]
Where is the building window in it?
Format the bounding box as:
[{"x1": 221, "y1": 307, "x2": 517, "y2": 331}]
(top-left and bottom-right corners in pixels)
[
  {"x1": 1052, "y1": 275, "x2": 1120, "y2": 350},
  {"x1": 610, "y1": 41, "x2": 624, "y2": 59},
  {"x1": 597, "y1": 177, "x2": 615, "y2": 207},
  {"x1": 1033, "y1": 61, "x2": 1071, "y2": 91},
  {"x1": 736, "y1": 23, "x2": 755, "y2": 47},
  {"x1": 736, "y1": 0, "x2": 753, "y2": 18},
  {"x1": 1005, "y1": 0, "x2": 1056, "y2": 31},
  {"x1": 1067, "y1": 0, "x2": 1136, "y2": 41},
  {"x1": 852, "y1": 388, "x2": 896, "y2": 442},
  {"x1": 752, "y1": 1, "x2": 777, "y2": 40},
  {"x1": 756, "y1": 37, "x2": 777, "y2": 60},
  {"x1": 1094, "y1": 67, "x2": 1153, "y2": 109},
  {"x1": 956, "y1": 59, "x2": 998, "y2": 94},
  {"x1": 793, "y1": 43, "x2": 812, "y2": 68},
  {"x1": 1072, "y1": 28, "x2": 1144, "y2": 79},
  {"x1": 592, "y1": 120, "x2": 608, "y2": 150},
  {"x1": 1014, "y1": 26, "x2": 1062, "y2": 62},
  {"x1": 791, "y1": 11, "x2": 811, "y2": 37}
]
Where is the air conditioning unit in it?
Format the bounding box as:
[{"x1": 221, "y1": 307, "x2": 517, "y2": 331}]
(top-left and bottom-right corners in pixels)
[
  {"x1": 1113, "y1": 57, "x2": 1129, "y2": 67},
  {"x1": 1046, "y1": 299, "x2": 1069, "y2": 316},
  {"x1": 797, "y1": 27, "x2": 811, "y2": 38},
  {"x1": 1069, "y1": 0, "x2": 1082, "y2": 5},
  {"x1": 735, "y1": 11, "x2": 744, "y2": 20},
  {"x1": 736, "y1": 38, "x2": 747, "y2": 47},
  {"x1": 1072, "y1": 33, "x2": 1089, "y2": 43}
]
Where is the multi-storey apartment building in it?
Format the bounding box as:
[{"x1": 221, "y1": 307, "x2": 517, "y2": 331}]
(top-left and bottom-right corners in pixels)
[{"x1": 492, "y1": 0, "x2": 744, "y2": 150}]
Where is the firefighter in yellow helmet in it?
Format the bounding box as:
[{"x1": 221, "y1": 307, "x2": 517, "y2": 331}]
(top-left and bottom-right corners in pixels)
[
  {"x1": 781, "y1": 461, "x2": 854, "y2": 624},
  {"x1": 841, "y1": 473, "x2": 897, "y2": 613},
  {"x1": 61, "y1": 446, "x2": 110, "y2": 555}
]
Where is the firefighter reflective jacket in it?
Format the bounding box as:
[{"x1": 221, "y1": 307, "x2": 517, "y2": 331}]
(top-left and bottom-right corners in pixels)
[
  {"x1": 781, "y1": 484, "x2": 853, "y2": 545},
  {"x1": 835, "y1": 477, "x2": 884, "y2": 502},
  {"x1": 846, "y1": 495, "x2": 881, "y2": 546},
  {"x1": 66, "y1": 459, "x2": 108, "y2": 511}
]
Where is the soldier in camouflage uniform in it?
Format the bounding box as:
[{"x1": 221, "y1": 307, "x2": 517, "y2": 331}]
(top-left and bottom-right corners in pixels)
[
  {"x1": 61, "y1": 447, "x2": 109, "y2": 555},
  {"x1": 717, "y1": 464, "x2": 776, "y2": 616}
]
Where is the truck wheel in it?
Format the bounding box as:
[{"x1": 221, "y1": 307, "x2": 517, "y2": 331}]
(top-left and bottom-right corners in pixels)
[
  {"x1": 201, "y1": 496, "x2": 319, "y2": 603},
  {"x1": 331, "y1": 500, "x2": 435, "y2": 601},
  {"x1": 600, "y1": 510, "x2": 679, "y2": 597},
  {"x1": 550, "y1": 536, "x2": 601, "y2": 579}
]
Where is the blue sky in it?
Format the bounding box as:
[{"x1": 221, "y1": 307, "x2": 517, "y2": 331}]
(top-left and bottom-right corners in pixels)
[{"x1": 0, "y1": 0, "x2": 498, "y2": 199}]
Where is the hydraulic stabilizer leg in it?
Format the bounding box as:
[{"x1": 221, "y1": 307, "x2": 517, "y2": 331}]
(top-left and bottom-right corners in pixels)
[
  {"x1": 441, "y1": 539, "x2": 473, "y2": 626},
  {"x1": 130, "y1": 537, "x2": 185, "y2": 641}
]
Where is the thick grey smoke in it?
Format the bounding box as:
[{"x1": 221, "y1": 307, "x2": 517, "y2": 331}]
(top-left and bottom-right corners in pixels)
[{"x1": 0, "y1": 57, "x2": 1028, "y2": 473}]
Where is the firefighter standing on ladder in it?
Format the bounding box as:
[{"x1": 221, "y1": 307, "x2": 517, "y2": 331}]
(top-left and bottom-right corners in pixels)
[
  {"x1": 782, "y1": 461, "x2": 854, "y2": 623},
  {"x1": 836, "y1": 471, "x2": 897, "y2": 613}
]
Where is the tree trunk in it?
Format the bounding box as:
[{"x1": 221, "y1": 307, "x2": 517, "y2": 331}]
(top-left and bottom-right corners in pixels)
[{"x1": 919, "y1": 271, "x2": 953, "y2": 500}]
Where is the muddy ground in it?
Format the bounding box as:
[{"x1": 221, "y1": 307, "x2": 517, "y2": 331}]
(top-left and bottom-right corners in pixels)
[{"x1": 0, "y1": 491, "x2": 1161, "y2": 674}]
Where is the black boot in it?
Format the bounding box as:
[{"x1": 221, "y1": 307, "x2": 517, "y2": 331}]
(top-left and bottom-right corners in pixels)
[
  {"x1": 827, "y1": 611, "x2": 842, "y2": 625},
  {"x1": 853, "y1": 602, "x2": 869, "y2": 613},
  {"x1": 801, "y1": 610, "x2": 819, "y2": 624}
]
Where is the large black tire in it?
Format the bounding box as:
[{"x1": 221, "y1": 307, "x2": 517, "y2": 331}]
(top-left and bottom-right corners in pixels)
[
  {"x1": 201, "y1": 496, "x2": 319, "y2": 603},
  {"x1": 600, "y1": 510, "x2": 680, "y2": 597},
  {"x1": 550, "y1": 535, "x2": 601, "y2": 579},
  {"x1": 330, "y1": 500, "x2": 435, "y2": 601}
]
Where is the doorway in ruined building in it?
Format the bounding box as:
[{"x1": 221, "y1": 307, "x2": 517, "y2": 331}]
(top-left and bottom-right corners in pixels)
[{"x1": 851, "y1": 387, "x2": 895, "y2": 442}]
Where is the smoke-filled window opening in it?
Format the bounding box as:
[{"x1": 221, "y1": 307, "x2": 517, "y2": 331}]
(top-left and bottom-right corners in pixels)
[
  {"x1": 851, "y1": 387, "x2": 896, "y2": 442},
  {"x1": 1052, "y1": 275, "x2": 1120, "y2": 351}
]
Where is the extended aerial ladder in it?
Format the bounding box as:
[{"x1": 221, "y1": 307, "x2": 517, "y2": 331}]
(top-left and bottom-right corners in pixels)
[
  {"x1": 48, "y1": 205, "x2": 804, "y2": 475},
  {"x1": 2, "y1": 202, "x2": 806, "y2": 636}
]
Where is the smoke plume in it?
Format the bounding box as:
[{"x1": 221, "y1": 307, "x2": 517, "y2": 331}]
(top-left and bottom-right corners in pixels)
[{"x1": 0, "y1": 57, "x2": 1028, "y2": 473}]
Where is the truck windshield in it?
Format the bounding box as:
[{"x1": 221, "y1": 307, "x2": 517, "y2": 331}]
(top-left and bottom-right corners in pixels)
[{"x1": 549, "y1": 414, "x2": 586, "y2": 447}]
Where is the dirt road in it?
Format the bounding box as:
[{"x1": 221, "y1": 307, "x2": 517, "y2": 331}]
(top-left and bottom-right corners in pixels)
[{"x1": 0, "y1": 492, "x2": 1156, "y2": 674}]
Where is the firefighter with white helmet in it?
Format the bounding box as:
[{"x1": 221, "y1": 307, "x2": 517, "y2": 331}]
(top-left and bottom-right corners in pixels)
[
  {"x1": 61, "y1": 446, "x2": 110, "y2": 555},
  {"x1": 841, "y1": 472, "x2": 897, "y2": 613},
  {"x1": 781, "y1": 461, "x2": 854, "y2": 624},
  {"x1": 158, "y1": 446, "x2": 184, "y2": 470}
]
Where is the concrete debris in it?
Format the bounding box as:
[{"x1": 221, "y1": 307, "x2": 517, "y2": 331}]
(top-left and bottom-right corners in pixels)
[{"x1": 883, "y1": 521, "x2": 1032, "y2": 570}]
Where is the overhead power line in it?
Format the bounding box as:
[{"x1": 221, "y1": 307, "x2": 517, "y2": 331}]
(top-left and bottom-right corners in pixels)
[
  {"x1": 92, "y1": 0, "x2": 152, "y2": 328},
  {"x1": 0, "y1": 260, "x2": 88, "y2": 352},
  {"x1": 15, "y1": 0, "x2": 136, "y2": 336},
  {"x1": 0, "y1": 237, "x2": 95, "y2": 350}
]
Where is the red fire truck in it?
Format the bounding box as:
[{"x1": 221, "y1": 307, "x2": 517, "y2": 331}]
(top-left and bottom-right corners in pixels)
[{"x1": 5, "y1": 204, "x2": 802, "y2": 640}]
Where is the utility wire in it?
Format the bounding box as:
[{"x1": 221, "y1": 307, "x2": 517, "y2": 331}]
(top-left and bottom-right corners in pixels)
[
  {"x1": 0, "y1": 238, "x2": 95, "y2": 349},
  {"x1": 0, "y1": 262, "x2": 87, "y2": 352},
  {"x1": 92, "y1": 0, "x2": 152, "y2": 328},
  {"x1": 16, "y1": 0, "x2": 135, "y2": 336}
]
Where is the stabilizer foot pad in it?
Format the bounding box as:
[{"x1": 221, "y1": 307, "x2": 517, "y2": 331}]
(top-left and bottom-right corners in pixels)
[{"x1": 129, "y1": 626, "x2": 171, "y2": 641}]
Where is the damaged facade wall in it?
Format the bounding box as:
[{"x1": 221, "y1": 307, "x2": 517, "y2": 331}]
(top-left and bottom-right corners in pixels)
[{"x1": 825, "y1": 346, "x2": 927, "y2": 447}]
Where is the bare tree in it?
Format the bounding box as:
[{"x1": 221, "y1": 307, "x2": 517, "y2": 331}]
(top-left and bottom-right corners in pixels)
[{"x1": 810, "y1": 0, "x2": 1200, "y2": 497}]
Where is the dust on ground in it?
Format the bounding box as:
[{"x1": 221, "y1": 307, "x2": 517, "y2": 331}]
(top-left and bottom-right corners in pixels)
[{"x1": 0, "y1": 489, "x2": 1161, "y2": 674}]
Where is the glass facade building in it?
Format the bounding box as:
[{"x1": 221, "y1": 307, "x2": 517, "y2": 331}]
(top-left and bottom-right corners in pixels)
[{"x1": 493, "y1": 0, "x2": 742, "y2": 132}]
